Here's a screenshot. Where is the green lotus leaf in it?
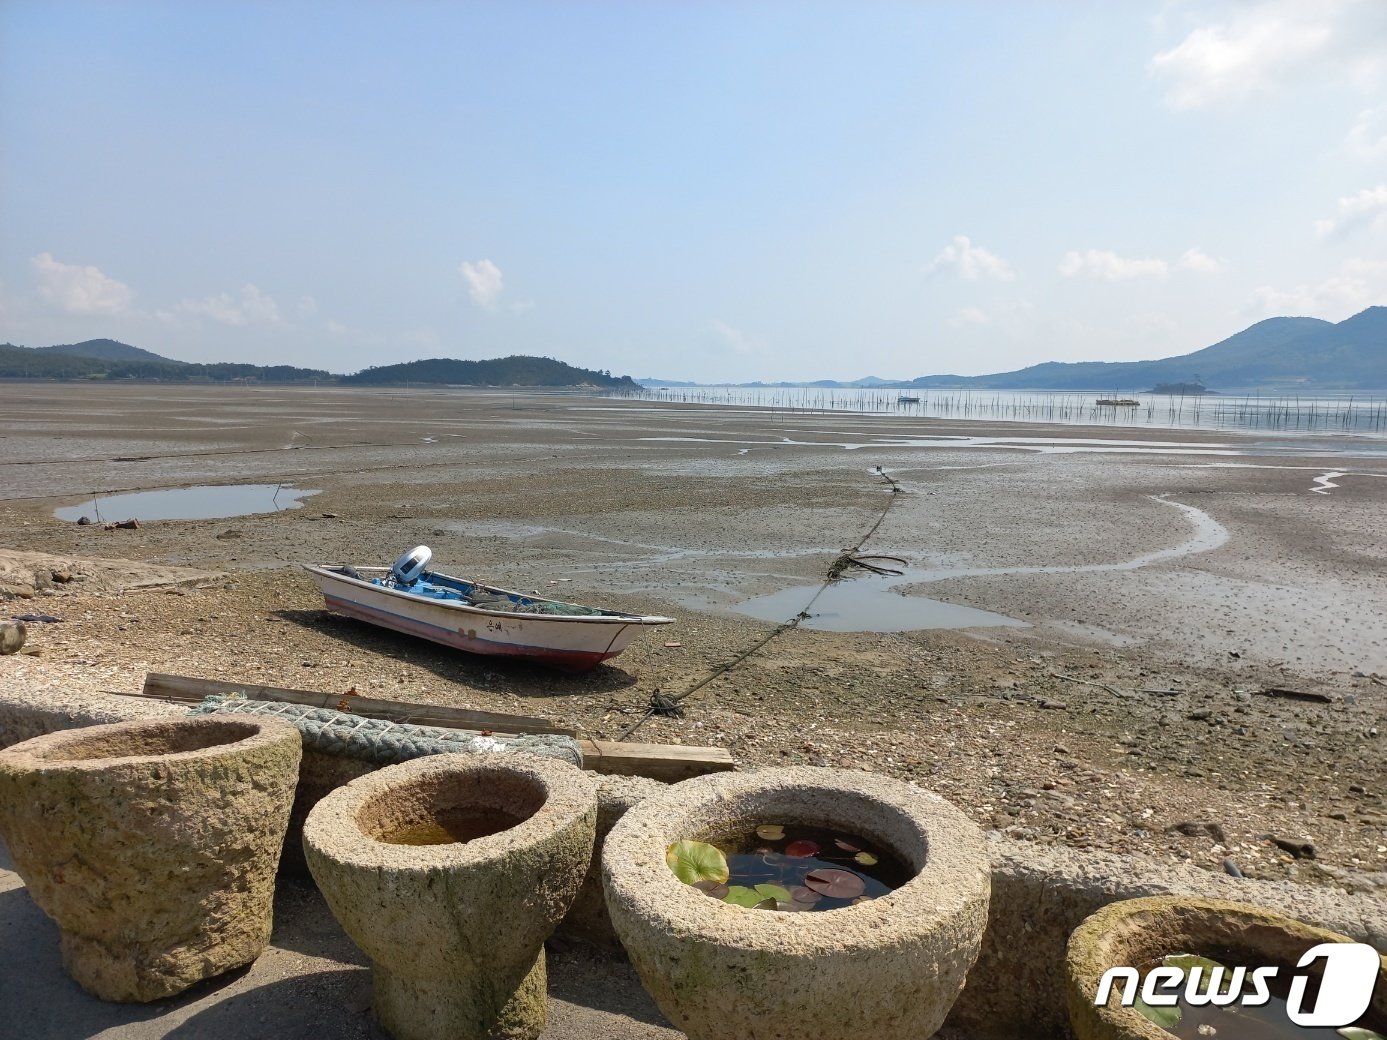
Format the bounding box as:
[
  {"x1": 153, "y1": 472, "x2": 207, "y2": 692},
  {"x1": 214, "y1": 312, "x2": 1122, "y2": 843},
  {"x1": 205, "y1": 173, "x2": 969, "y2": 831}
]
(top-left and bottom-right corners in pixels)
[
  {"x1": 754, "y1": 883, "x2": 793, "y2": 904},
  {"x1": 722, "y1": 885, "x2": 766, "y2": 908},
  {"x1": 1133, "y1": 995, "x2": 1180, "y2": 1030},
  {"x1": 666, "y1": 840, "x2": 729, "y2": 885},
  {"x1": 1164, "y1": 953, "x2": 1229, "y2": 996}
]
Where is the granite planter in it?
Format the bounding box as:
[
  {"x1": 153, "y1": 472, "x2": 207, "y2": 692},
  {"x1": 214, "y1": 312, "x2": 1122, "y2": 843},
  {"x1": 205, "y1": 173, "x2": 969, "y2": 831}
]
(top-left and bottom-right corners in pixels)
[
  {"x1": 0, "y1": 715, "x2": 302, "y2": 1001},
  {"x1": 1066, "y1": 895, "x2": 1387, "y2": 1040},
  {"x1": 602, "y1": 766, "x2": 992, "y2": 1040},
  {"x1": 302, "y1": 752, "x2": 597, "y2": 1040}
]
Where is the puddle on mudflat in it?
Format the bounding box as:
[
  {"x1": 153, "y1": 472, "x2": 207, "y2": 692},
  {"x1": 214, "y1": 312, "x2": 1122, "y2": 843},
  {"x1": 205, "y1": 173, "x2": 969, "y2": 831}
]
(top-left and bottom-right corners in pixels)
[
  {"x1": 55, "y1": 484, "x2": 321, "y2": 522},
  {"x1": 734, "y1": 575, "x2": 1025, "y2": 633}
]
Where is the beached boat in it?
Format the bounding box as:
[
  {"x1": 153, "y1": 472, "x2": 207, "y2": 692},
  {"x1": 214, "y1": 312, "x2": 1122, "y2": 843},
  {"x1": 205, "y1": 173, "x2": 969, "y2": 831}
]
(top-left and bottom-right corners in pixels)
[
  {"x1": 897, "y1": 395, "x2": 921, "y2": 404},
  {"x1": 303, "y1": 547, "x2": 674, "y2": 671}
]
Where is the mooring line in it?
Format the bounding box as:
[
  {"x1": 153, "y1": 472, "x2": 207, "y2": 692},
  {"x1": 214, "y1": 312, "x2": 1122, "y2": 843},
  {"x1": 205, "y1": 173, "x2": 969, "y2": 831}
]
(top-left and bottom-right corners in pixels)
[{"x1": 614, "y1": 470, "x2": 905, "y2": 742}]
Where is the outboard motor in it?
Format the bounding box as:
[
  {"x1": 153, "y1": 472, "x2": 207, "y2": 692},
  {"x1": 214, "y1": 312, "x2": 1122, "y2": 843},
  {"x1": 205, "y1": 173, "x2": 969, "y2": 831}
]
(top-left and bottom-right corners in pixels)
[{"x1": 389, "y1": 545, "x2": 432, "y2": 585}]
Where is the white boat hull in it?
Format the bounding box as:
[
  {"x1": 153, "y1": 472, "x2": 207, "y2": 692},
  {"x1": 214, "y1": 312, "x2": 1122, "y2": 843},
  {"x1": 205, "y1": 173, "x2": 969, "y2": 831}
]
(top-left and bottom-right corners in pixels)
[{"x1": 303, "y1": 565, "x2": 672, "y2": 671}]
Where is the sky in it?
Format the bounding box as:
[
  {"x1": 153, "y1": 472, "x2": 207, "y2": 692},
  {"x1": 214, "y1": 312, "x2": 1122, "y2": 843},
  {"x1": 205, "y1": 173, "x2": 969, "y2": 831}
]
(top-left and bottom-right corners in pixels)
[{"x1": 1, "y1": 1, "x2": 1384, "y2": 383}]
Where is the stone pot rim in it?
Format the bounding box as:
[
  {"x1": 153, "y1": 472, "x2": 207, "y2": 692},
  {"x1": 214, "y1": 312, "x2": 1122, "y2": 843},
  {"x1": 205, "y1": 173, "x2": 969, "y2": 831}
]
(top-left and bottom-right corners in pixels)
[
  {"x1": 0, "y1": 713, "x2": 300, "y2": 771},
  {"x1": 1066, "y1": 895, "x2": 1387, "y2": 1040},
  {"x1": 302, "y1": 751, "x2": 595, "y2": 871},
  {"x1": 603, "y1": 766, "x2": 988, "y2": 954}
]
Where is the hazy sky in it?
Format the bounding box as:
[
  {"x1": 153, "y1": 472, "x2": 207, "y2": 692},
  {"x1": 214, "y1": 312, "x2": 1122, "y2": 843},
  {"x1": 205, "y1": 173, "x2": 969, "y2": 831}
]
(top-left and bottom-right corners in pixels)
[{"x1": 2, "y1": 1, "x2": 1384, "y2": 382}]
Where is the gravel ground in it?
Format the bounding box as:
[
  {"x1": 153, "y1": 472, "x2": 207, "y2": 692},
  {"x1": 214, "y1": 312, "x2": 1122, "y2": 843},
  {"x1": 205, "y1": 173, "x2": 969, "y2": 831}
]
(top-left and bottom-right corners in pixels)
[{"x1": 2, "y1": 383, "x2": 1384, "y2": 884}]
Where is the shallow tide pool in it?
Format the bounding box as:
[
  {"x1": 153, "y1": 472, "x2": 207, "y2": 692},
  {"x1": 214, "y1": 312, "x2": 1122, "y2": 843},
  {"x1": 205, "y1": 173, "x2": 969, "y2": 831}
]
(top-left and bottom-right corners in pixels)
[{"x1": 55, "y1": 484, "x2": 321, "y2": 522}]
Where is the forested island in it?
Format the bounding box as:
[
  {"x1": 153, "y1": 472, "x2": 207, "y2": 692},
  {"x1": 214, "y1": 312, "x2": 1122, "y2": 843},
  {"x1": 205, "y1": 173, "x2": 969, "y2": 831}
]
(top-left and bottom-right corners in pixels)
[{"x1": 0, "y1": 340, "x2": 635, "y2": 388}]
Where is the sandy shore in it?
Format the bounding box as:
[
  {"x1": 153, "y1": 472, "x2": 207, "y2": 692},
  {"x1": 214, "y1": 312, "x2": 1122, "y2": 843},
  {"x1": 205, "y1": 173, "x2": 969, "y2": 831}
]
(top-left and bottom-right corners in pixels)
[{"x1": 1, "y1": 383, "x2": 1384, "y2": 1035}]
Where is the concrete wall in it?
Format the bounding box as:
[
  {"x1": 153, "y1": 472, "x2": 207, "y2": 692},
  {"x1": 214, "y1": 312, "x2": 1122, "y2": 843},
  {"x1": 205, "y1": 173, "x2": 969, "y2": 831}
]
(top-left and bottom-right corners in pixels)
[{"x1": 3, "y1": 689, "x2": 1384, "y2": 1038}]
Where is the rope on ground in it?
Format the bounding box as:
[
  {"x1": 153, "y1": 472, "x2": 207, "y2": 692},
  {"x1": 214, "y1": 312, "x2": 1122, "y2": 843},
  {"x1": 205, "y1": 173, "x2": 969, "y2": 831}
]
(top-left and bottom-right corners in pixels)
[
  {"x1": 189, "y1": 694, "x2": 584, "y2": 766},
  {"x1": 616, "y1": 470, "x2": 905, "y2": 741}
]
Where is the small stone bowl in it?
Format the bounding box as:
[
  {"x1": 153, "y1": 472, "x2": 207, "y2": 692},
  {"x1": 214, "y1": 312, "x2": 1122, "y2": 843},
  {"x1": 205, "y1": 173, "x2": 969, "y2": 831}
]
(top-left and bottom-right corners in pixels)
[
  {"x1": 1066, "y1": 895, "x2": 1387, "y2": 1040},
  {"x1": 601, "y1": 766, "x2": 992, "y2": 1040},
  {"x1": 303, "y1": 752, "x2": 597, "y2": 1040},
  {"x1": 0, "y1": 715, "x2": 303, "y2": 1001}
]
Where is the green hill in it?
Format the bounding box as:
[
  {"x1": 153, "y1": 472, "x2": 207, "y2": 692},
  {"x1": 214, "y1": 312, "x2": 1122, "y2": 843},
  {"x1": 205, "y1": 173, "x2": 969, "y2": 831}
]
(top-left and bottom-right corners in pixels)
[
  {"x1": 35, "y1": 338, "x2": 181, "y2": 364},
  {"x1": 0, "y1": 343, "x2": 331, "y2": 383},
  {"x1": 0, "y1": 342, "x2": 639, "y2": 388},
  {"x1": 341, "y1": 356, "x2": 637, "y2": 387},
  {"x1": 907, "y1": 308, "x2": 1385, "y2": 391}
]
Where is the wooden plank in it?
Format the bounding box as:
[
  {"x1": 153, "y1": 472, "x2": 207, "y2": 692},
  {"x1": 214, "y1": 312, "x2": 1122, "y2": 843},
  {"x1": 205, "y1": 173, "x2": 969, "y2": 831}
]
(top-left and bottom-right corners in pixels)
[
  {"x1": 141, "y1": 672, "x2": 577, "y2": 737},
  {"x1": 578, "y1": 739, "x2": 735, "y2": 783}
]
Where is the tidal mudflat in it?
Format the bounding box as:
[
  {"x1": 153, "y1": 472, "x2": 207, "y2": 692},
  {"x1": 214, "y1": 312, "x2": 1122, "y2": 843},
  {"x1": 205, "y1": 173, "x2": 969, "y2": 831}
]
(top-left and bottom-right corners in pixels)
[{"x1": 2, "y1": 383, "x2": 1384, "y2": 888}]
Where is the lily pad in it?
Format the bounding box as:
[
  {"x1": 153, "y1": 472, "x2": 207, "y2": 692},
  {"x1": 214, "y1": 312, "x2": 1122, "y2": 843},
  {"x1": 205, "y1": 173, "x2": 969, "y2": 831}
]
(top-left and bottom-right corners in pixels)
[
  {"x1": 789, "y1": 885, "x2": 822, "y2": 904},
  {"x1": 1338, "y1": 1030, "x2": 1387, "y2": 1040},
  {"x1": 755, "y1": 824, "x2": 786, "y2": 841},
  {"x1": 1164, "y1": 953, "x2": 1230, "y2": 996},
  {"x1": 754, "y1": 883, "x2": 793, "y2": 904},
  {"x1": 723, "y1": 885, "x2": 778, "y2": 910},
  {"x1": 785, "y1": 839, "x2": 821, "y2": 858},
  {"x1": 855, "y1": 851, "x2": 879, "y2": 866},
  {"x1": 803, "y1": 867, "x2": 866, "y2": 900},
  {"x1": 1133, "y1": 995, "x2": 1180, "y2": 1030},
  {"x1": 834, "y1": 838, "x2": 861, "y2": 852},
  {"x1": 692, "y1": 879, "x2": 729, "y2": 899},
  {"x1": 667, "y1": 840, "x2": 729, "y2": 885}
]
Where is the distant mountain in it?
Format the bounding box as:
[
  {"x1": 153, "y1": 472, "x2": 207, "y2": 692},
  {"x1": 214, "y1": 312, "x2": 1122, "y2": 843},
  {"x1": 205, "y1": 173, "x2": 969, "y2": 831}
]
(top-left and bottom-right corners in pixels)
[
  {"x1": 35, "y1": 338, "x2": 181, "y2": 364},
  {"x1": 904, "y1": 308, "x2": 1386, "y2": 391},
  {"x1": 340, "y1": 356, "x2": 638, "y2": 388},
  {"x1": 0, "y1": 341, "x2": 639, "y2": 387},
  {"x1": 0, "y1": 343, "x2": 331, "y2": 383}
]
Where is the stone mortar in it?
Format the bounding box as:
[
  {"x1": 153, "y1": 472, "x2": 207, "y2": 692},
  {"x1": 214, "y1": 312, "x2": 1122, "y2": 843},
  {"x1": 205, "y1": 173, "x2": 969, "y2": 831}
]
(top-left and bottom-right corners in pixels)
[
  {"x1": 947, "y1": 835, "x2": 1387, "y2": 1039},
  {"x1": 302, "y1": 751, "x2": 598, "y2": 1040},
  {"x1": 601, "y1": 766, "x2": 992, "y2": 1040},
  {"x1": 0, "y1": 714, "x2": 302, "y2": 1001},
  {"x1": 556, "y1": 773, "x2": 666, "y2": 946},
  {"x1": 1065, "y1": 895, "x2": 1387, "y2": 1040}
]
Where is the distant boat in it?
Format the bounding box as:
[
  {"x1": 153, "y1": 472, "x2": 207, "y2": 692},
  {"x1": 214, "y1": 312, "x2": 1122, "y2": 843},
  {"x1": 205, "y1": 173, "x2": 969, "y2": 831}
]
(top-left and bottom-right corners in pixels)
[
  {"x1": 1096, "y1": 398, "x2": 1139, "y2": 407},
  {"x1": 303, "y1": 547, "x2": 674, "y2": 671},
  {"x1": 897, "y1": 395, "x2": 921, "y2": 404}
]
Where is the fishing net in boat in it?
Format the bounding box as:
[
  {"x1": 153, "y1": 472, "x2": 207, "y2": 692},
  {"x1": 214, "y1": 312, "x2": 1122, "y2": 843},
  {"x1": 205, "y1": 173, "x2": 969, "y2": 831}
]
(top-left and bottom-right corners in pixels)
[
  {"x1": 188, "y1": 694, "x2": 583, "y2": 767},
  {"x1": 464, "y1": 591, "x2": 608, "y2": 616}
]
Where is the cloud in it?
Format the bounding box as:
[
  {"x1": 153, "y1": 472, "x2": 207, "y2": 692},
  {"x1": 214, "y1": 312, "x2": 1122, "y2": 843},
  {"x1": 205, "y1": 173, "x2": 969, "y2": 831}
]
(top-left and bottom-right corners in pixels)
[
  {"x1": 460, "y1": 259, "x2": 504, "y2": 306},
  {"x1": 1248, "y1": 258, "x2": 1387, "y2": 315},
  {"x1": 1059, "y1": 249, "x2": 1169, "y2": 280},
  {"x1": 174, "y1": 284, "x2": 283, "y2": 326},
  {"x1": 926, "y1": 235, "x2": 1014, "y2": 281},
  {"x1": 1177, "y1": 247, "x2": 1227, "y2": 273},
  {"x1": 1314, "y1": 184, "x2": 1387, "y2": 239},
  {"x1": 1150, "y1": 0, "x2": 1387, "y2": 109},
  {"x1": 297, "y1": 295, "x2": 318, "y2": 318},
  {"x1": 950, "y1": 307, "x2": 992, "y2": 326},
  {"x1": 710, "y1": 320, "x2": 764, "y2": 354},
  {"x1": 31, "y1": 252, "x2": 133, "y2": 314},
  {"x1": 1346, "y1": 106, "x2": 1387, "y2": 159}
]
